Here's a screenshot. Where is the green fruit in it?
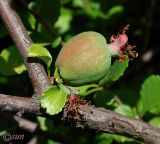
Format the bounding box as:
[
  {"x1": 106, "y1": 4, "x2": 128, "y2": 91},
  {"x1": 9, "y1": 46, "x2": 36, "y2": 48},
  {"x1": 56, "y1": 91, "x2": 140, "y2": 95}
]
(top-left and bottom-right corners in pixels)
[{"x1": 55, "y1": 31, "x2": 111, "y2": 86}]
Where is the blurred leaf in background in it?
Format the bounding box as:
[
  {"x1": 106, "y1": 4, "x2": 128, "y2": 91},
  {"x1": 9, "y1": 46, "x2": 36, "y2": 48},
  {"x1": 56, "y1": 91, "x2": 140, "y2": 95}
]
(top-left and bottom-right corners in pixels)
[{"x1": 0, "y1": 46, "x2": 26, "y2": 76}]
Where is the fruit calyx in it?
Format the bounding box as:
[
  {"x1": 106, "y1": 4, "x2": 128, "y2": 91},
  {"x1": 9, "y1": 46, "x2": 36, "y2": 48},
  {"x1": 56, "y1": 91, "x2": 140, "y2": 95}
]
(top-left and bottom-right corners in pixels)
[{"x1": 108, "y1": 25, "x2": 138, "y2": 62}]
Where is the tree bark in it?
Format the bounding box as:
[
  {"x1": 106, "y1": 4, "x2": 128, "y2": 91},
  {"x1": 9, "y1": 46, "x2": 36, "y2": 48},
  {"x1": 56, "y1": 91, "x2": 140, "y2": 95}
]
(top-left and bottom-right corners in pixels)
[{"x1": 0, "y1": 94, "x2": 40, "y2": 113}]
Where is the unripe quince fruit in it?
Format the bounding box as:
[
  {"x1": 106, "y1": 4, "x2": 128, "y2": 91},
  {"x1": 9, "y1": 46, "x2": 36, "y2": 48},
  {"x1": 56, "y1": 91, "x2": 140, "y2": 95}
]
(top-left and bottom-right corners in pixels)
[{"x1": 56, "y1": 31, "x2": 129, "y2": 86}]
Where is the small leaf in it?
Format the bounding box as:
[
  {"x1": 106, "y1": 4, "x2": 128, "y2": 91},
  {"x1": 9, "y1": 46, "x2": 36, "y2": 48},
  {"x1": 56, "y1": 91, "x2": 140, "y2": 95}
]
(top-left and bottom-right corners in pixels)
[
  {"x1": 37, "y1": 116, "x2": 54, "y2": 132},
  {"x1": 72, "y1": 0, "x2": 84, "y2": 8},
  {"x1": 37, "y1": 117, "x2": 48, "y2": 131},
  {"x1": 54, "y1": 68, "x2": 63, "y2": 84},
  {"x1": 84, "y1": 2, "x2": 101, "y2": 19},
  {"x1": 139, "y1": 75, "x2": 160, "y2": 115},
  {"x1": 40, "y1": 85, "x2": 68, "y2": 115},
  {"x1": 52, "y1": 36, "x2": 62, "y2": 48},
  {"x1": 0, "y1": 46, "x2": 26, "y2": 75},
  {"x1": 28, "y1": 44, "x2": 52, "y2": 68},
  {"x1": 149, "y1": 117, "x2": 160, "y2": 128},
  {"x1": 115, "y1": 104, "x2": 137, "y2": 118},
  {"x1": 99, "y1": 58, "x2": 129, "y2": 85},
  {"x1": 100, "y1": 5, "x2": 124, "y2": 19},
  {"x1": 69, "y1": 84, "x2": 102, "y2": 97},
  {"x1": 54, "y1": 8, "x2": 73, "y2": 34},
  {"x1": 27, "y1": 2, "x2": 37, "y2": 30}
]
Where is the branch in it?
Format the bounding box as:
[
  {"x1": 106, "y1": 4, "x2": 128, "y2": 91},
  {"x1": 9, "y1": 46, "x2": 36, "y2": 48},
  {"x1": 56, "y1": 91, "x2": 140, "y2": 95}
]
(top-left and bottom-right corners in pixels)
[
  {"x1": 1, "y1": 94, "x2": 160, "y2": 143},
  {"x1": 77, "y1": 106, "x2": 160, "y2": 144},
  {"x1": 0, "y1": 0, "x2": 51, "y2": 97},
  {"x1": 0, "y1": 94, "x2": 40, "y2": 113}
]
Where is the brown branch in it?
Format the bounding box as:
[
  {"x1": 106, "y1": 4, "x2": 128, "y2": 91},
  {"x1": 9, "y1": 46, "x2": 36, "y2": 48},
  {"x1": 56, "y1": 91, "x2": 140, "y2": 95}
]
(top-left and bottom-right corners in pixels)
[
  {"x1": 77, "y1": 106, "x2": 160, "y2": 144},
  {"x1": 1, "y1": 94, "x2": 160, "y2": 143},
  {"x1": 0, "y1": 0, "x2": 51, "y2": 97},
  {"x1": 0, "y1": 94, "x2": 40, "y2": 113}
]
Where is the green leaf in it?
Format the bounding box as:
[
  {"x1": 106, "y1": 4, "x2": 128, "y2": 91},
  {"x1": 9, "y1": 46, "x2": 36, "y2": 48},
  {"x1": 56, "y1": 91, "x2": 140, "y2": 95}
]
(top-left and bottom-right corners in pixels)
[
  {"x1": 115, "y1": 104, "x2": 137, "y2": 118},
  {"x1": 139, "y1": 75, "x2": 160, "y2": 115},
  {"x1": 52, "y1": 36, "x2": 62, "y2": 48},
  {"x1": 112, "y1": 134, "x2": 133, "y2": 143},
  {"x1": 0, "y1": 46, "x2": 26, "y2": 75},
  {"x1": 95, "y1": 133, "x2": 113, "y2": 144},
  {"x1": 47, "y1": 140, "x2": 61, "y2": 144},
  {"x1": 84, "y1": 2, "x2": 101, "y2": 19},
  {"x1": 27, "y1": 2, "x2": 37, "y2": 30},
  {"x1": 37, "y1": 117, "x2": 48, "y2": 131},
  {"x1": 0, "y1": 131, "x2": 7, "y2": 137},
  {"x1": 54, "y1": 67, "x2": 63, "y2": 84},
  {"x1": 72, "y1": 0, "x2": 84, "y2": 8},
  {"x1": 69, "y1": 84, "x2": 102, "y2": 97},
  {"x1": 99, "y1": 58, "x2": 129, "y2": 85},
  {"x1": 40, "y1": 85, "x2": 68, "y2": 115},
  {"x1": 149, "y1": 117, "x2": 160, "y2": 128},
  {"x1": 100, "y1": 5, "x2": 124, "y2": 19},
  {"x1": 37, "y1": 116, "x2": 54, "y2": 132},
  {"x1": 54, "y1": 8, "x2": 73, "y2": 34},
  {"x1": 95, "y1": 133, "x2": 134, "y2": 144},
  {"x1": 28, "y1": 44, "x2": 52, "y2": 68}
]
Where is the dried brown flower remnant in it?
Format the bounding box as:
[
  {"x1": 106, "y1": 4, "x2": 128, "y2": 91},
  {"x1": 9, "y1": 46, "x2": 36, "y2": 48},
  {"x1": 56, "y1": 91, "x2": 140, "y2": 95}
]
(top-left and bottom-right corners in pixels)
[{"x1": 110, "y1": 25, "x2": 138, "y2": 62}]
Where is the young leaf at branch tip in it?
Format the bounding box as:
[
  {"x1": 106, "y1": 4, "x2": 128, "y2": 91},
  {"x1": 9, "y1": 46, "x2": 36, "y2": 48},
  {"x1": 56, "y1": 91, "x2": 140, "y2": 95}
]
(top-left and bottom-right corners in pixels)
[
  {"x1": 28, "y1": 43, "x2": 52, "y2": 68},
  {"x1": 40, "y1": 85, "x2": 68, "y2": 115}
]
